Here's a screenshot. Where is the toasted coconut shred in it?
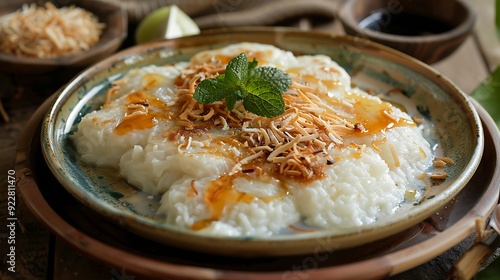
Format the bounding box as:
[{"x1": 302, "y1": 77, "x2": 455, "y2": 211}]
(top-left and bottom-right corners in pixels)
[
  {"x1": 168, "y1": 63, "x2": 366, "y2": 180},
  {"x1": 0, "y1": 2, "x2": 105, "y2": 58}
]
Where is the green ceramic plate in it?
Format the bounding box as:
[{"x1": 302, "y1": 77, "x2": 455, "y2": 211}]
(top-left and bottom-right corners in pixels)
[{"x1": 41, "y1": 28, "x2": 483, "y2": 256}]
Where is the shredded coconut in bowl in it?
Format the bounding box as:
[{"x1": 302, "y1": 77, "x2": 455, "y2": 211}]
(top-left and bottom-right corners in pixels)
[
  {"x1": 71, "y1": 43, "x2": 441, "y2": 237},
  {"x1": 0, "y1": 2, "x2": 105, "y2": 58}
]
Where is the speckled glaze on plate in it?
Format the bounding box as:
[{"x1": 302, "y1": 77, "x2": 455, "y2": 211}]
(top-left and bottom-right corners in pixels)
[{"x1": 41, "y1": 28, "x2": 483, "y2": 256}]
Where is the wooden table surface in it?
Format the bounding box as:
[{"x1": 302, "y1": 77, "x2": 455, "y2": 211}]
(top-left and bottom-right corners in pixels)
[{"x1": 0, "y1": 0, "x2": 498, "y2": 279}]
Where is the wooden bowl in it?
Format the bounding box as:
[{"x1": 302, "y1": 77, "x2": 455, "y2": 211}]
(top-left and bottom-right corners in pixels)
[
  {"x1": 337, "y1": 0, "x2": 475, "y2": 64},
  {"x1": 0, "y1": 0, "x2": 127, "y2": 75}
]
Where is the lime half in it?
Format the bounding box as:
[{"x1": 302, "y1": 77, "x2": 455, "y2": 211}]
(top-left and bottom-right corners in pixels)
[{"x1": 135, "y1": 5, "x2": 200, "y2": 44}]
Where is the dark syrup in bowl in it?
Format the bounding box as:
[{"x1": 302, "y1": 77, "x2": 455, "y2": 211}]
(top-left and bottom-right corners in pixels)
[{"x1": 359, "y1": 11, "x2": 455, "y2": 36}]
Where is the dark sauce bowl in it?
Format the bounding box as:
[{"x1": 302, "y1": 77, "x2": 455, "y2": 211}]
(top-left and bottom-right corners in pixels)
[{"x1": 337, "y1": 0, "x2": 475, "y2": 64}]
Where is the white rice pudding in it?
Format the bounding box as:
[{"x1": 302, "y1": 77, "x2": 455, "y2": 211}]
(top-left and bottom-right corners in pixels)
[{"x1": 72, "y1": 43, "x2": 433, "y2": 236}]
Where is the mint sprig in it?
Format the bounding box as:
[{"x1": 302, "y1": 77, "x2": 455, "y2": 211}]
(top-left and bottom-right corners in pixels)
[{"x1": 193, "y1": 53, "x2": 291, "y2": 118}]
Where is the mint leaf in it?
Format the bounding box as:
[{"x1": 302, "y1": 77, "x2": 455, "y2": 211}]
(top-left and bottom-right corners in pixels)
[
  {"x1": 193, "y1": 76, "x2": 238, "y2": 104},
  {"x1": 252, "y1": 67, "x2": 292, "y2": 93},
  {"x1": 225, "y1": 53, "x2": 252, "y2": 85},
  {"x1": 192, "y1": 52, "x2": 291, "y2": 118},
  {"x1": 244, "y1": 77, "x2": 286, "y2": 117},
  {"x1": 248, "y1": 59, "x2": 258, "y2": 72},
  {"x1": 225, "y1": 92, "x2": 239, "y2": 110}
]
